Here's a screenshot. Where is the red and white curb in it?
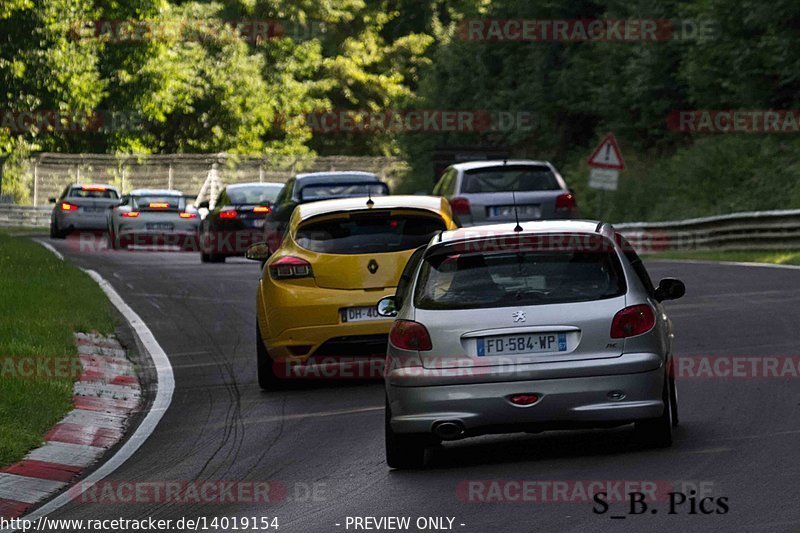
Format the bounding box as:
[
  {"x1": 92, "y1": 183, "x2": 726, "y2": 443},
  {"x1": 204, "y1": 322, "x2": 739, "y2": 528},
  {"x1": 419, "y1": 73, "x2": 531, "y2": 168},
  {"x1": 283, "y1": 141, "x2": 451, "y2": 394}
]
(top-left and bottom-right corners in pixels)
[{"x1": 0, "y1": 333, "x2": 141, "y2": 519}]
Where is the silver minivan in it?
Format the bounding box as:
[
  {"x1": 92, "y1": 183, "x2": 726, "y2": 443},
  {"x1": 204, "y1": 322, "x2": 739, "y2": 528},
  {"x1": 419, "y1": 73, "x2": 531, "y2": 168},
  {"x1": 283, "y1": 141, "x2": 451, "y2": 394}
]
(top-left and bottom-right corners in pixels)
[
  {"x1": 379, "y1": 221, "x2": 685, "y2": 468},
  {"x1": 432, "y1": 160, "x2": 578, "y2": 226}
]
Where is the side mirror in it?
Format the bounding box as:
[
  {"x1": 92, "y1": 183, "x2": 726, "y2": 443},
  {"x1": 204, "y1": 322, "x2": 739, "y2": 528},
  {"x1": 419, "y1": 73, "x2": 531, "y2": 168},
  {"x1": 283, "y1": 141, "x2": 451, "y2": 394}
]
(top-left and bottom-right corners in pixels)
[
  {"x1": 655, "y1": 278, "x2": 685, "y2": 302},
  {"x1": 197, "y1": 200, "x2": 210, "y2": 209},
  {"x1": 376, "y1": 296, "x2": 398, "y2": 318},
  {"x1": 245, "y1": 242, "x2": 271, "y2": 262},
  {"x1": 48, "y1": 197, "x2": 57, "y2": 203}
]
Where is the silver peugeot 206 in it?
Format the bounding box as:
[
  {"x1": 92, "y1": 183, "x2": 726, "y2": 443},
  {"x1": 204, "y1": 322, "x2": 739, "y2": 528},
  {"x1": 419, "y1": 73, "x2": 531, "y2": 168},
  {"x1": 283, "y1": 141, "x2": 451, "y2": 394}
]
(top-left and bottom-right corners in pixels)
[{"x1": 379, "y1": 221, "x2": 685, "y2": 469}]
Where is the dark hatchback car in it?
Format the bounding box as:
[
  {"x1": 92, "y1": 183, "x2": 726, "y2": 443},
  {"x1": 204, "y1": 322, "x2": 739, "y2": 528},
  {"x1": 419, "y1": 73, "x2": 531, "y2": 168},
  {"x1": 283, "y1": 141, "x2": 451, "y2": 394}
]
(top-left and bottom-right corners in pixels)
[
  {"x1": 262, "y1": 171, "x2": 390, "y2": 253},
  {"x1": 198, "y1": 182, "x2": 283, "y2": 263}
]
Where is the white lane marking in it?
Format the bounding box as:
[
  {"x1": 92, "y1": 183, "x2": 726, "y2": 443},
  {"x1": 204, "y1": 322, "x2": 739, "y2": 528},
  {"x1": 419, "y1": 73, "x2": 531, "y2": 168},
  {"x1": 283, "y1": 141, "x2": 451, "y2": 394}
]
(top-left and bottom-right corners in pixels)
[
  {"x1": 2, "y1": 263, "x2": 175, "y2": 532},
  {"x1": 0, "y1": 475, "x2": 66, "y2": 504},
  {"x1": 652, "y1": 258, "x2": 800, "y2": 271},
  {"x1": 33, "y1": 239, "x2": 64, "y2": 261}
]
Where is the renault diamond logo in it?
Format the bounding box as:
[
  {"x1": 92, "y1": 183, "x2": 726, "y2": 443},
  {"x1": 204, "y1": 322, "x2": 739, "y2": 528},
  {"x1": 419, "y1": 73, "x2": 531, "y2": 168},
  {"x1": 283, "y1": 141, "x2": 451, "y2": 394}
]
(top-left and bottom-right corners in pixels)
[
  {"x1": 512, "y1": 311, "x2": 526, "y2": 323},
  {"x1": 368, "y1": 259, "x2": 379, "y2": 274}
]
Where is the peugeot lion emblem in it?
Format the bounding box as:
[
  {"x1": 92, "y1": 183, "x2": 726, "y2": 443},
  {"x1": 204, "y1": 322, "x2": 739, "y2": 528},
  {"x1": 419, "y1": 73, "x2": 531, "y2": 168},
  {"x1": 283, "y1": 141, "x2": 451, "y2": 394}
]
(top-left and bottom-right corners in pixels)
[
  {"x1": 368, "y1": 259, "x2": 379, "y2": 274},
  {"x1": 512, "y1": 311, "x2": 526, "y2": 323}
]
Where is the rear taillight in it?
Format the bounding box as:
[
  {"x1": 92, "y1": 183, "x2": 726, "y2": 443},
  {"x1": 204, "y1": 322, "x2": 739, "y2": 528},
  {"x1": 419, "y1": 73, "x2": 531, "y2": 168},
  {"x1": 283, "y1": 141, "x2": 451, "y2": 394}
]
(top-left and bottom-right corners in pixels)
[
  {"x1": 253, "y1": 206, "x2": 271, "y2": 214},
  {"x1": 149, "y1": 202, "x2": 169, "y2": 209},
  {"x1": 122, "y1": 211, "x2": 140, "y2": 218},
  {"x1": 219, "y1": 210, "x2": 238, "y2": 219},
  {"x1": 449, "y1": 197, "x2": 471, "y2": 215},
  {"x1": 555, "y1": 193, "x2": 577, "y2": 211},
  {"x1": 179, "y1": 212, "x2": 197, "y2": 219},
  {"x1": 389, "y1": 320, "x2": 433, "y2": 351},
  {"x1": 610, "y1": 304, "x2": 656, "y2": 338},
  {"x1": 60, "y1": 202, "x2": 79, "y2": 211},
  {"x1": 269, "y1": 256, "x2": 313, "y2": 279}
]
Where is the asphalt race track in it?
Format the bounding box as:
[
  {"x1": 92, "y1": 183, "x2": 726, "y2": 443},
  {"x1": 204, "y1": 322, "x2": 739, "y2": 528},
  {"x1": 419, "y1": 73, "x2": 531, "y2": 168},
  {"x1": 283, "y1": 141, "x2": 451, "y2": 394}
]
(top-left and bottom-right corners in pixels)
[{"x1": 38, "y1": 237, "x2": 800, "y2": 532}]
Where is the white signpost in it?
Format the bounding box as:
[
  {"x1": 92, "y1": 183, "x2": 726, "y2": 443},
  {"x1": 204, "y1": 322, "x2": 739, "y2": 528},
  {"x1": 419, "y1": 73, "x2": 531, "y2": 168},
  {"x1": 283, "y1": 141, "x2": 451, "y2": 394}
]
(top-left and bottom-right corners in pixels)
[{"x1": 587, "y1": 133, "x2": 625, "y2": 216}]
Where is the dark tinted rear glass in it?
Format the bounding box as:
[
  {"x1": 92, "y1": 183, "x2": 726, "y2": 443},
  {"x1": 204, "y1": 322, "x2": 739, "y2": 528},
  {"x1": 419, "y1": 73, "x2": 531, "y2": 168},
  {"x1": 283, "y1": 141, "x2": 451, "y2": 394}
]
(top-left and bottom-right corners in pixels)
[
  {"x1": 415, "y1": 243, "x2": 625, "y2": 310},
  {"x1": 461, "y1": 165, "x2": 559, "y2": 193},
  {"x1": 227, "y1": 185, "x2": 281, "y2": 205},
  {"x1": 298, "y1": 182, "x2": 389, "y2": 202},
  {"x1": 295, "y1": 210, "x2": 445, "y2": 254},
  {"x1": 68, "y1": 187, "x2": 119, "y2": 199}
]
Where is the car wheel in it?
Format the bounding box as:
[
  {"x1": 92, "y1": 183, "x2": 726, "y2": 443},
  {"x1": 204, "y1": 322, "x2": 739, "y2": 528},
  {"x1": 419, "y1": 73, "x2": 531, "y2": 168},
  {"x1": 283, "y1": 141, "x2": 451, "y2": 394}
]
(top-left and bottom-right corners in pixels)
[
  {"x1": 257, "y1": 322, "x2": 285, "y2": 391},
  {"x1": 634, "y1": 377, "x2": 673, "y2": 448},
  {"x1": 50, "y1": 220, "x2": 66, "y2": 239},
  {"x1": 669, "y1": 374, "x2": 679, "y2": 427},
  {"x1": 107, "y1": 228, "x2": 117, "y2": 250},
  {"x1": 385, "y1": 397, "x2": 427, "y2": 469}
]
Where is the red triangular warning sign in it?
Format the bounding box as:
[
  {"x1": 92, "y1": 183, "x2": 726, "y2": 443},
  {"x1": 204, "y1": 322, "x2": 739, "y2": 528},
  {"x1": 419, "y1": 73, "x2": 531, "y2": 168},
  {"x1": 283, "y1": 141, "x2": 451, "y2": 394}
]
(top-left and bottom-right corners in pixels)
[{"x1": 587, "y1": 133, "x2": 625, "y2": 170}]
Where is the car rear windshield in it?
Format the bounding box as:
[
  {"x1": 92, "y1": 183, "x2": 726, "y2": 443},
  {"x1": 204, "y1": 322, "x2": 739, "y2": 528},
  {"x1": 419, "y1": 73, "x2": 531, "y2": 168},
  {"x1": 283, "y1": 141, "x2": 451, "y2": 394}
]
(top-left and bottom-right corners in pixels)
[
  {"x1": 295, "y1": 210, "x2": 446, "y2": 254},
  {"x1": 298, "y1": 182, "x2": 389, "y2": 202},
  {"x1": 227, "y1": 185, "x2": 281, "y2": 205},
  {"x1": 414, "y1": 241, "x2": 626, "y2": 309},
  {"x1": 68, "y1": 187, "x2": 118, "y2": 199},
  {"x1": 461, "y1": 165, "x2": 560, "y2": 194},
  {"x1": 132, "y1": 195, "x2": 184, "y2": 210}
]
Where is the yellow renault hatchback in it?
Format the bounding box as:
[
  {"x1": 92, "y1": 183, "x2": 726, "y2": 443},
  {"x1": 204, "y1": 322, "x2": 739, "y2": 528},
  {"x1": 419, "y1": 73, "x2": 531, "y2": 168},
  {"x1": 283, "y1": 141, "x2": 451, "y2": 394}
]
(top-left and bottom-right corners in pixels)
[{"x1": 246, "y1": 195, "x2": 456, "y2": 389}]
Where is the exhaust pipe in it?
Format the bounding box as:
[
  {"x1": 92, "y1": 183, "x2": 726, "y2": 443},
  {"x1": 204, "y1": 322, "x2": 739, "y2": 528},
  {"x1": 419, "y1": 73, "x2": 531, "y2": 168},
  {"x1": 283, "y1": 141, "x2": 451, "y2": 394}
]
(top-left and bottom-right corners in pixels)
[{"x1": 433, "y1": 421, "x2": 465, "y2": 440}]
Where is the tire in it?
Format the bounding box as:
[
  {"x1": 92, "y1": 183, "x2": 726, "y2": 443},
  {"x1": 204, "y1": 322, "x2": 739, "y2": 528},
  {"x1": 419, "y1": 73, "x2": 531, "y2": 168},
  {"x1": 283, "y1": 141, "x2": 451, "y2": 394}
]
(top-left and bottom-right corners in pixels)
[
  {"x1": 107, "y1": 228, "x2": 117, "y2": 250},
  {"x1": 668, "y1": 363, "x2": 679, "y2": 428},
  {"x1": 50, "y1": 220, "x2": 66, "y2": 239},
  {"x1": 256, "y1": 322, "x2": 286, "y2": 391},
  {"x1": 109, "y1": 233, "x2": 126, "y2": 250},
  {"x1": 635, "y1": 377, "x2": 674, "y2": 448},
  {"x1": 385, "y1": 397, "x2": 427, "y2": 469},
  {"x1": 201, "y1": 251, "x2": 225, "y2": 263}
]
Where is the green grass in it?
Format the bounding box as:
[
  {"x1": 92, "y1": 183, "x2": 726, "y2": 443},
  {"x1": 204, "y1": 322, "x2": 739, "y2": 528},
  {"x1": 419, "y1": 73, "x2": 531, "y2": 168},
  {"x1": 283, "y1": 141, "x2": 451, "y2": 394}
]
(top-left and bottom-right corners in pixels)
[
  {"x1": 0, "y1": 232, "x2": 115, "y2": 466},
  {"x1": 646, "y1": 250, "x2": 800, "y2": 266}
]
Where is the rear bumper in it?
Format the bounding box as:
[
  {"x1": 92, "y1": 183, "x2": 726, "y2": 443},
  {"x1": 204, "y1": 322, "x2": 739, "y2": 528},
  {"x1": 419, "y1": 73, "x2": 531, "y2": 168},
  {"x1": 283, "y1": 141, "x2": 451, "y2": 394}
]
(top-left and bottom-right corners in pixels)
[
  {"x1": 55, "y1": 212, "x2": 108, "y2": 231},
  {"x1": 117, "y1": 230, "x2": 198, "y2": 247},
  {"x1": 387, "y1": 355, "x2": 665, "y2": 435},
  {"x1": 459, "y1": 211, "x2": 580, "y2": 227},
  {"x1": 200, "y1": 229, "x2": 263, "y2": 256}
]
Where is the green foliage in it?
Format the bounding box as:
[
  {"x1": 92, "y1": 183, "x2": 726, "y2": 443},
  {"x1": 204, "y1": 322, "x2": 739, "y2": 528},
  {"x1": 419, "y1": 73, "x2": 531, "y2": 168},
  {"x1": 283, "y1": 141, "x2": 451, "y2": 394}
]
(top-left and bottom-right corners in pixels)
[{"x1": 2, "y1": 0, "x2": 800, "y2": 220}]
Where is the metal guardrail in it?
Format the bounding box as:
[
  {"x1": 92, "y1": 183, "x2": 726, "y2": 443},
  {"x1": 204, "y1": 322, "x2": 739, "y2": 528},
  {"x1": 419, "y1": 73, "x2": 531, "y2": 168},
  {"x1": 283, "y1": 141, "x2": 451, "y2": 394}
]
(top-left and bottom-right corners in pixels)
[
  {"x1": 0, "y1": 205, "x2": 51, "y2": 228},
  {"x1": 616, "y1": 209, "x2": 800, "y2": 252}
]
